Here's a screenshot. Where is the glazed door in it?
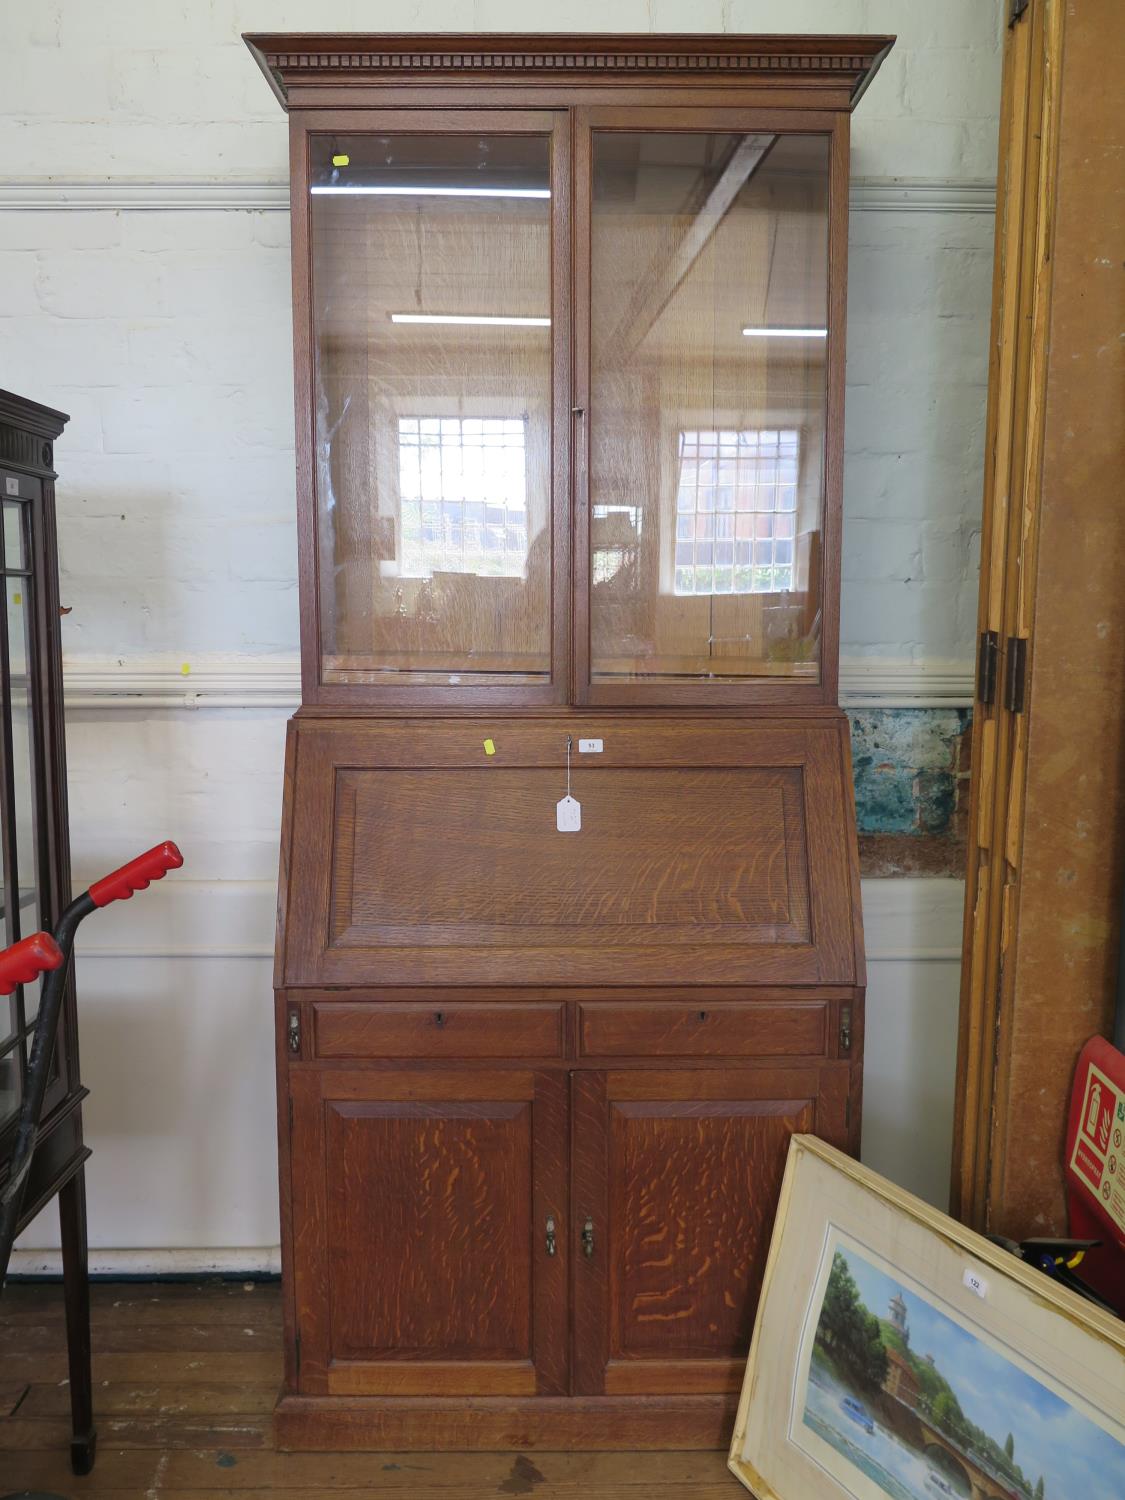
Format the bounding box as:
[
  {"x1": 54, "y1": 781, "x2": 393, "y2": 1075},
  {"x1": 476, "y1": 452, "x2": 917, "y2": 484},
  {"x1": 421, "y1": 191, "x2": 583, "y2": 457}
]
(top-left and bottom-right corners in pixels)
[
  {"x1": 297, "y1": 110, "x2": 571, "y2": 708},
  {"x1": 0, "y1": 470, "x2": 70, "y2": 1141},
  {"x1": 574, "y1": 110, "x2": 843, "y2": 706},
  {"x1": 571, "y1": 1066, "x2": 848, "y2": 1395},
  {"x1": 289, "y1": 1068, "x2": 568, "y2": 1396}
]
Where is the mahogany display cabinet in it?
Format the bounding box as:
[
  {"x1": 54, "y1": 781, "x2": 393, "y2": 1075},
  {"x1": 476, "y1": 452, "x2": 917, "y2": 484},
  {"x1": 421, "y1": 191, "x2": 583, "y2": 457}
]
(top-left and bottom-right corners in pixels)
[
  {"x1": 0, "y1": 390, "x2": 95, "y2": 1471},
  {"x1": 246, "y1": 31, "x2": 892, "y2": 1451}
]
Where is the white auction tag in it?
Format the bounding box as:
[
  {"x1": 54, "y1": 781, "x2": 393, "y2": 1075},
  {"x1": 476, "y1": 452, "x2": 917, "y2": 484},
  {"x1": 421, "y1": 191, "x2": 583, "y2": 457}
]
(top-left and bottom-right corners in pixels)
[
  {"x1": 578, "y1": 738, "x2": 603, "y2": 753},
  {"x1": 556, "y1": 795, "x2": 581, "y2": 832},
  {"x1": 4, "y1": 477, "x2": 18, "y2": 496},
  {"x1": 962, "y1": 1267, "x2": 989, "y2": 1299}
]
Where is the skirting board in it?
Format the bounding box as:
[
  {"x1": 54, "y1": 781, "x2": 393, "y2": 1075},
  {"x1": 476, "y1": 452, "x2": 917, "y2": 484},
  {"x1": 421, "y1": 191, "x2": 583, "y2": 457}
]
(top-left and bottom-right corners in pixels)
[{"x1": 8, "y1": 1246, "x2": 282, "y2": 1277}]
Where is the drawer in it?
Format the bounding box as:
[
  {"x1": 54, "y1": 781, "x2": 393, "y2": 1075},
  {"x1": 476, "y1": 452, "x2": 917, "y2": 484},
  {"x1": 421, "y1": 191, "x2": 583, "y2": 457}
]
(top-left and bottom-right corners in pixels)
[
  {"x1": 312, "y1": 1001, "x2": 566, "y2": 1060},
  {"x1": 577, "y1": 999, "x2": 829, "y2": 1058}
]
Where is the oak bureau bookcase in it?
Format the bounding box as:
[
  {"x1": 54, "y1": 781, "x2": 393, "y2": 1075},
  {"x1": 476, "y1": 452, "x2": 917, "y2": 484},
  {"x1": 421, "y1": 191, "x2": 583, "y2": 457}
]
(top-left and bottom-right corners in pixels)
[{"x1": 245, "y1": 31, "x2": 892, "y2": 1451}]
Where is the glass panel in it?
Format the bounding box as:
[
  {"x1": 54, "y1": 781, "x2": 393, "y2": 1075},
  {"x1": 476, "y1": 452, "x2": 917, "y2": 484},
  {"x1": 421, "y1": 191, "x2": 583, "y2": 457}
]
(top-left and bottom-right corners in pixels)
[
  {"x1": 23, "y1": 974, "x2": 41, "y2": 1025},
  {"x1": 8, "y1": 574, "x2": 39, "y2": 943},
  {"x1": 0, "y1": 1039, "x2": 20, "y2": 1134},
  {"x1": 589, "y1": 132, "x2": 830, "y2": 685},
  {"x1": 0, "y1": 988, "x2": 15, "y2": 1052},
  {"x1": 3, "y1": 500, "x2": 23, "y2": 569},
  {"x1": 310, "y1": 133, "x2": 554, "y2": 686}
]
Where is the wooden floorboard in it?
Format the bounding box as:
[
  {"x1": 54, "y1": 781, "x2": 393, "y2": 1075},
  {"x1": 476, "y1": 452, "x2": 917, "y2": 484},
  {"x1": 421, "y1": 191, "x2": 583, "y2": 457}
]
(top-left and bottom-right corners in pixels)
[{"x1": 0, "y1": 1279, "x2": 739, "y2": 1496}]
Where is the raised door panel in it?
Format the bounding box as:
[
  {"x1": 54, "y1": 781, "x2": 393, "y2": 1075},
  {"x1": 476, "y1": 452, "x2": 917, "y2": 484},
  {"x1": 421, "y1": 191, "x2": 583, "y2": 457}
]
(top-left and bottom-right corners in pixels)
[
  {"x1": 289, "y1": 1068, "x2": 567, "y2": 1396},
  {"x1": 572, "y1": 1066, "x2": 848, "y2": 1396},
  {"x1": 282, "y1": 716, "x2": 860, "y2": 986}
]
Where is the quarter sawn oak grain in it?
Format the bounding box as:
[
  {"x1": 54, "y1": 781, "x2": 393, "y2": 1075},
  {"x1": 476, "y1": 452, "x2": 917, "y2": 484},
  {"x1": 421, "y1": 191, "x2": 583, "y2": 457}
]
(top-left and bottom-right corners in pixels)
[{"x1": 252, "y1": 28, "x2": 887, "y2": 1451}]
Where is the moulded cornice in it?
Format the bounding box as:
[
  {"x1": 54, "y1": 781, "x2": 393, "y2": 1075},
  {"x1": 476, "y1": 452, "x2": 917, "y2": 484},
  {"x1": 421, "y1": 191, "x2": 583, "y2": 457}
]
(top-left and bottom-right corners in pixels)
[{"x1": 243, "y1": 32, "x2": 895, "y2": 109}]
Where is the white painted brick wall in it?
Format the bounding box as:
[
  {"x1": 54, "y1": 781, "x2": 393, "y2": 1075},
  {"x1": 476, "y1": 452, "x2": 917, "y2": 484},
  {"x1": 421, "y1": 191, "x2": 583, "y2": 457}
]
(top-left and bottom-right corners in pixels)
[
  {"x1": 0, "y1": 0, "x2": 1001, "y2": 665},
  {"x1": 1, "y1": 1, "x2": 999, "y2": 1251}
]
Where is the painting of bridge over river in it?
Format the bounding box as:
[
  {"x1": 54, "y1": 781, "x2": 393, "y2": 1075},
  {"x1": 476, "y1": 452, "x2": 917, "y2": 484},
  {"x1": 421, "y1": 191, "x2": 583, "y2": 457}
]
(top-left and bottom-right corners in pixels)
[{"x1": 794, "y1": 1241, "x2": 1125, "y2": 1500}]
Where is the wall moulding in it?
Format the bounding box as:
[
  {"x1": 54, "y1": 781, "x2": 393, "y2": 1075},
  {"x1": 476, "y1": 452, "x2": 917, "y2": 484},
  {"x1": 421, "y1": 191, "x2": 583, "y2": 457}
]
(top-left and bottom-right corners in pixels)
[
  {"x1": 53, "y1": 656, "x2": 974, "y2": 711},
  {"x1": 0, "y1": 179, "x2": 996, "y2": 215},
  {"x1": 67, "y1": 875, "x2": 966, "y2": 964}
]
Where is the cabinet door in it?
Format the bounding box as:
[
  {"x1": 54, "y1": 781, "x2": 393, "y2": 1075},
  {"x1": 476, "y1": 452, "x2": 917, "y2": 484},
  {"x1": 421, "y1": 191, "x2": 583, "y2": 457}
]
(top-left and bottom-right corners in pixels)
[
  {"x1": 574, "y1": 112, "x2": 841, "y2": 706},
  {"x1": 289, "y1": 1068, "x2": 567, "y2": 1396},
  {"x1": 300, "y1": 111, "x2": 571, "y2": 708},
  {"x1": 571, "y1": 1066, "x2": 848, "y2": 1396},
  {"x1": 0, "y1": 477, "x2": 70, "y2": 1140}
]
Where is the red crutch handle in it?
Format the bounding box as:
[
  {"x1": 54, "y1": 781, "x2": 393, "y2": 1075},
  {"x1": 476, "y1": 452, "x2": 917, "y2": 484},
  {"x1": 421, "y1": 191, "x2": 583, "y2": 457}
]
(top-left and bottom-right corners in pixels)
[
  {"x1": 0, "y1": 931, "x2": 64, "y2": 996},
  {"x1": 88, "y1": 840, "x2": 184, "y2": 908}
]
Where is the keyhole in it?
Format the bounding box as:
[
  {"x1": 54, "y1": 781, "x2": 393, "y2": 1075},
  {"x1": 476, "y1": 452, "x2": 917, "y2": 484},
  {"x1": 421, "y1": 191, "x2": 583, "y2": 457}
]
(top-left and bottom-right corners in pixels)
[
  {"x1": 434, "y1": 1011, "x2": 445, "y2": 1029},
  {"x1": 698, "y1": 1010, "x2": 708, "y2": 1022}
]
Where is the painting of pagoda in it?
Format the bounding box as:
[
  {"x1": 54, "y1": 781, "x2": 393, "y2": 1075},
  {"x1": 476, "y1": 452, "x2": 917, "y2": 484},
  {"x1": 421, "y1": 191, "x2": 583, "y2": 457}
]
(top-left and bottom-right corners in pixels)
[{"x1": 797, "y1": 1243, "x2": 1124, "y2": 1500}]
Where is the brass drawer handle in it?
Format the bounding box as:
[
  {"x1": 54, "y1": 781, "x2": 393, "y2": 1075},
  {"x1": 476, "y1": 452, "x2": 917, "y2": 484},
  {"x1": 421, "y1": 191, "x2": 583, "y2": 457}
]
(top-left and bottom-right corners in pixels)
[{"x1": 582, "y1": 1217, "x2": 595, "y2": 1258}]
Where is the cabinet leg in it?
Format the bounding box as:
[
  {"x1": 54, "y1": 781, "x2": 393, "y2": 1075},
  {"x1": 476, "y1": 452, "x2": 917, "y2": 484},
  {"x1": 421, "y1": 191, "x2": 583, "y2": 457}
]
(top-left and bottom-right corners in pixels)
[{"x1": 59, "y1": 1167, "x2": 96, "y2": 1476}]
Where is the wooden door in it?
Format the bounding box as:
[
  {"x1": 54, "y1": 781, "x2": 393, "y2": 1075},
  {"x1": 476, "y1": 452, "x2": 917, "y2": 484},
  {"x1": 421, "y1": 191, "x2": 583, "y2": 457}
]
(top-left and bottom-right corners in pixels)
[
  {"x1": 289, "y1": 1068, "x2": 568, "y2": 1396},
  {"x1": 571, "y1": 1066, "x2": 848, "y2": 1395},
  {"x1": 953, "y1": 0, "x2": 1125, "y2": 1238}
]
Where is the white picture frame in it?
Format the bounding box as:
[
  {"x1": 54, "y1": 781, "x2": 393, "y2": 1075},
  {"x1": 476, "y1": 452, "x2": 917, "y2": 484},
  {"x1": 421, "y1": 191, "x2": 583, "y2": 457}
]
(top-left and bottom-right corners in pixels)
[{"x1": 729, "y1": 1135, "x2": 1125, "y2": 1500}]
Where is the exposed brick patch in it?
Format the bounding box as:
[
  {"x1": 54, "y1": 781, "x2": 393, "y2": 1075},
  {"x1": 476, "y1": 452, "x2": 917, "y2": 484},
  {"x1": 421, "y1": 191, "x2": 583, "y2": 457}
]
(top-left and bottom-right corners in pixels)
[{"x1": 849, "y1": 708, "x2": 973, "y2": 878}]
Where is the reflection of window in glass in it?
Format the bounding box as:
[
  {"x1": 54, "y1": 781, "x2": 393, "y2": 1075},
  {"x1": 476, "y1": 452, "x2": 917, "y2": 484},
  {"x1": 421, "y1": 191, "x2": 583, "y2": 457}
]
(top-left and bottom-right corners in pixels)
[
  {"x1": 398, "y1": 417, "x2": 530, "y2": 580},
  {"x1": 592, "y1": 504, "x2": 643, "y2": 585},
  {"x1": 674, "y1": 429, "x2": 799, "y2": 596}
]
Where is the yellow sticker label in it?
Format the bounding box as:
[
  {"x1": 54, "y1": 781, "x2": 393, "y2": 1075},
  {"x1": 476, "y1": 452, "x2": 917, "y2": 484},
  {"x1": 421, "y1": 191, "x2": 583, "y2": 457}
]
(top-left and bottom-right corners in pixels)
[
  {"x1": 483, "y1": 738, "x2": 496, "y2": 756},
  {"x1": 12, "y1": 592, "x2": 21, "y2": 605},
  {"x1": 332, "y1": 153, "x2": 350, "y2": 167},
  {"x1": 181, "y1": 662, "x2": 191, "y2": 677}
]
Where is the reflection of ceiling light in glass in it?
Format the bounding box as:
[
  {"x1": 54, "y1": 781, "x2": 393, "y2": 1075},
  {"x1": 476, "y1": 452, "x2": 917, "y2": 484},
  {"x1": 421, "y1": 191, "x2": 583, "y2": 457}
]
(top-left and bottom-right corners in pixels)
[
  {"x1": 389, "y1": 313, "x2": 551, "y2": 327},
  {"x1": 311, "y1": 185, "x2": 550, "y2": 198},
  {"x1": 742, "y1": 327, "x2": 828, "y2": 338}
]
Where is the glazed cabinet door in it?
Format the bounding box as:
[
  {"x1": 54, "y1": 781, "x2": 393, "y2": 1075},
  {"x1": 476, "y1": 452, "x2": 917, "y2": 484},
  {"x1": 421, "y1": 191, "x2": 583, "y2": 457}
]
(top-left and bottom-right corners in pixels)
[
  {"x1": 574, "y1": 111, "x2": 843, "y2": 706},
  {"x1": 297, "y1": 111, "x2": 572, "y2": 708},
  {"x1": 289, "y1": 1068, "x2": 568, "y2": 1396},
  {"x1": 571, "y1": 1066, "x2": 848, "y2": 1395}
]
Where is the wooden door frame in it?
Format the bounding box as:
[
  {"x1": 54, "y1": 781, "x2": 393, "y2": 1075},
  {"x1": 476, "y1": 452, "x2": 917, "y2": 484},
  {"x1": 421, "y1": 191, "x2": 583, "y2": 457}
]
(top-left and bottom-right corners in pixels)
[{"x1": 951, "y1": 0, "x2": 1065, "y2": 1231}]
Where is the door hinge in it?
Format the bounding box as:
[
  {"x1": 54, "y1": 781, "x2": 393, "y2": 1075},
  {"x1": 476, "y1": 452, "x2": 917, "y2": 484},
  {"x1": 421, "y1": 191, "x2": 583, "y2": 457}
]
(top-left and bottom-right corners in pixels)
[
  {"x1": 287, "y1": 1007, "x2": 301, "y2": 1055},
  {"x1": 288, "y1": 1095, "x2": 294, "y2": 1134},
  {"x1": 846, "y1": 1094, "x2": 852, "y2": 1131},
  {"x1": 839, "y1": 1005, "x2": 852, "y2": 1057},
  {"x1": 294, "y1": 1327, "x2": 301, "y2": 1375},
  {"x1": 1003, "y1": 636, "x2": 1028, "y2": 714},
  {"x1": 977, "y1": 630, "x2": 999, "y2": 706},
  {"x1": 1009, "y1": 0, "x2": 1030, "y2": 27}
]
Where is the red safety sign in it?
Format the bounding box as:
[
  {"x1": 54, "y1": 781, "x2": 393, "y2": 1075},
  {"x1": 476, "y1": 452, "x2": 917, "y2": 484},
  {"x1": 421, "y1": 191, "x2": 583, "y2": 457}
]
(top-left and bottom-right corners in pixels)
[{"x1": 1065, "y1": 1036, "x2": 1125, "y2": 1315}]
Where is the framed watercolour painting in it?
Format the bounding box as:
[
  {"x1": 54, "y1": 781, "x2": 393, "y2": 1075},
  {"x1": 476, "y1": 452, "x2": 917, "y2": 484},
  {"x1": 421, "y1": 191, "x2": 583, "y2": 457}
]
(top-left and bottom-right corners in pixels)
[{"x1": 729, "y1": 1135, "x2": 1125, "y2": 1500}]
